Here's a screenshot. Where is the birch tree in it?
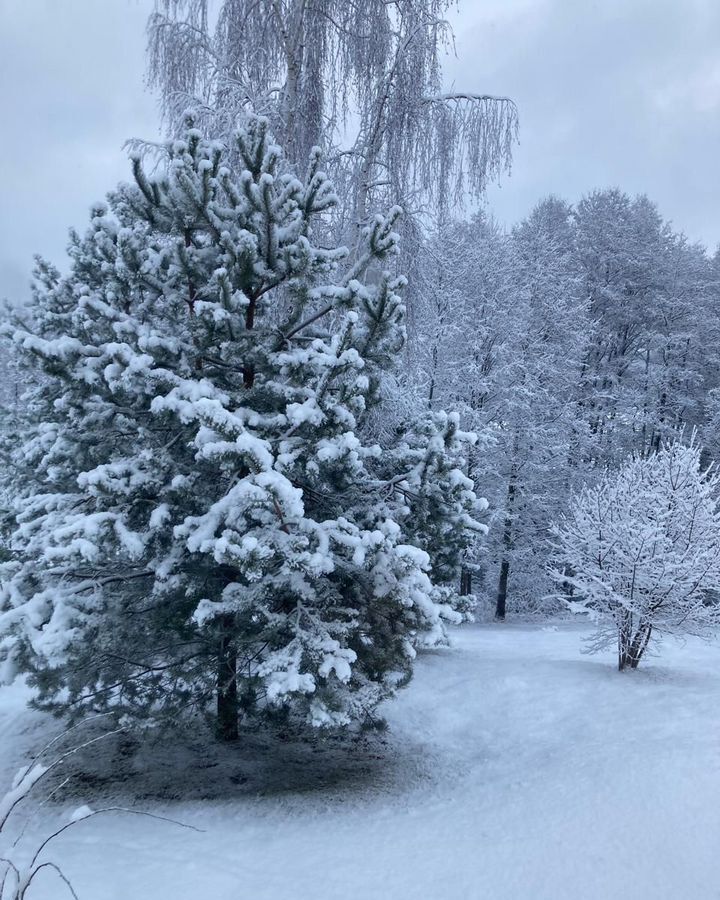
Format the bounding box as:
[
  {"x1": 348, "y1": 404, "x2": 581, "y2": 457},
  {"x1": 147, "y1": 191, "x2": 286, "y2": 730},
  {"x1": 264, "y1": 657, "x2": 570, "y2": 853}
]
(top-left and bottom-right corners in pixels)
[{"x1": 146, "y1": 0, "x2": 518, "y2": 230}]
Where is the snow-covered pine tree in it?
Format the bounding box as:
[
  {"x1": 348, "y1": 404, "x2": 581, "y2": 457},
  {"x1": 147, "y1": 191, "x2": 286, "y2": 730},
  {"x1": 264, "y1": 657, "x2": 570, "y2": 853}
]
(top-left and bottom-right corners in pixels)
[{"x1": 0, "y1": 117, "x2": 483, "y2": 740}]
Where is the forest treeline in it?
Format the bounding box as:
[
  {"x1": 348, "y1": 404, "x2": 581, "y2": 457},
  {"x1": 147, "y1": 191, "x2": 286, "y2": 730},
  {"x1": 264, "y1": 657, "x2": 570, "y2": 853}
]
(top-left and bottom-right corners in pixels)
[{"x1": 410, "y1": 191, "x2": 720, "y2": 617}]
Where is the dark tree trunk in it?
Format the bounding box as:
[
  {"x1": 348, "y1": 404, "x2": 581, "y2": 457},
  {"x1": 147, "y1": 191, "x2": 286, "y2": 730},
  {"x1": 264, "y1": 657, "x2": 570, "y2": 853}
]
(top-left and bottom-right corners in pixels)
[
  {"x1": 495, "y1": 472, "x2": 516, "y2": 620},
  {"x1": 216, "y1": 613, "x2": 238, "y2": 741},
  {"x1": 495, "y1": 558, "x2": 509, "y2": 620},
  {"x1": 212, "y1": 283, "x2": 259, "y2": 740}
]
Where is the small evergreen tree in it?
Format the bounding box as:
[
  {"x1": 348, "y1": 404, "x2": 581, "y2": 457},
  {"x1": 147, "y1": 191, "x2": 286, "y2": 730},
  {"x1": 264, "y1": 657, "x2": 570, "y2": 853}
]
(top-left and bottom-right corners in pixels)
[{"x1": 0, "y1": 118, "x2": 483, "y2": 739}]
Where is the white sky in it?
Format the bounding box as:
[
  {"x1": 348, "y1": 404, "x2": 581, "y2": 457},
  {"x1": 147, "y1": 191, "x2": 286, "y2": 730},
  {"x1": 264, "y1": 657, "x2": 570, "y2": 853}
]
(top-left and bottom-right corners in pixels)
[{"x1": 1, "y1": 0, "x2": 719, "y2": 303}]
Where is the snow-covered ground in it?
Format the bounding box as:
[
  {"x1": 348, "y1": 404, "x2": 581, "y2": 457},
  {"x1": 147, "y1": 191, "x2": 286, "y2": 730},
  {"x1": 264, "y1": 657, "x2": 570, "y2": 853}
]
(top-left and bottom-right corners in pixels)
[{"x1": 2, "y1": 622, "x2": 720, "y2": 900}]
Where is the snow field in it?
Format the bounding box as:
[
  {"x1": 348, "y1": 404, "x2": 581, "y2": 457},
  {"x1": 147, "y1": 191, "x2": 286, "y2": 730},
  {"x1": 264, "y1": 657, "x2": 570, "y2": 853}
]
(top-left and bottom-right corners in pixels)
[{"x1": 2, "y1": 622, "x2": 720, "y2": 900}]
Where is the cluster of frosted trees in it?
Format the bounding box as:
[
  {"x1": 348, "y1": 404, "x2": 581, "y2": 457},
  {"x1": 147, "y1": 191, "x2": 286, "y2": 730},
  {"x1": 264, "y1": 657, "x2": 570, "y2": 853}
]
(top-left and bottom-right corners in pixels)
[{"x1": 411, "y1": 192, "x2": 720, "y2": 621}]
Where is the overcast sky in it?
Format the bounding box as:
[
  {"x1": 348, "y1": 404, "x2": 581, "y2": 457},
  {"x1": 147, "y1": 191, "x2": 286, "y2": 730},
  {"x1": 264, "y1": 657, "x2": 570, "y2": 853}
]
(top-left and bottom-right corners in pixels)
[{"x1": 1, "y1": 0, "x2": 719, "y2": 304}]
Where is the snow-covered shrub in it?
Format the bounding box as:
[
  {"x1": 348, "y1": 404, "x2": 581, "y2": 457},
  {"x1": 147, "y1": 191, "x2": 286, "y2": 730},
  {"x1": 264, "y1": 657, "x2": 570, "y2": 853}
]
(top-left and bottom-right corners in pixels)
[
  {"x1": 551, "y1": 438, "x2": 720, "y2": 670},
  {"x1": 0, "y1": 117, "x2": 484, "y2": 739}
]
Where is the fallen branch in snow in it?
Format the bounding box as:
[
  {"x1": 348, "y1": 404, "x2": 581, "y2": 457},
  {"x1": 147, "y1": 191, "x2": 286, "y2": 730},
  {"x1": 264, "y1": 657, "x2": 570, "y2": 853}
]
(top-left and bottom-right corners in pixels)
[{"x1": 0, "y1": 722, "x2": 203, "y2": 900}]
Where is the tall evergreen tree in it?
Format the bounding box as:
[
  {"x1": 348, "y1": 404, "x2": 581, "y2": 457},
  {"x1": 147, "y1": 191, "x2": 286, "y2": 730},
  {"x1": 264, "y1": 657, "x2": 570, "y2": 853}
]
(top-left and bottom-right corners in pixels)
[{"x1": 0, "y1": 118, "x2": 483, "y2": 739}]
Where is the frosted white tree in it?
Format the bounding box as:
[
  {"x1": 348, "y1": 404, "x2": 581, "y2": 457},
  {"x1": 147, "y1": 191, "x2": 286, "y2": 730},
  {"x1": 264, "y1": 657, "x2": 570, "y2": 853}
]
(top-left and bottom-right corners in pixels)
[
  {"x1": 412, "y1": 201, "x2": 590, "y2": 617},
  {"x1": 486, "y1": 199, "x2": 588, "y2": 619},
  {"x1": 573, "y1": 190, "x2": 719, "y2": 466},
  {"x1": 551, "y1": 438, "x2": 720, "y2": 670},
  {"x1": 146, "y1": 0, "x2": 518, "y2": 228}
]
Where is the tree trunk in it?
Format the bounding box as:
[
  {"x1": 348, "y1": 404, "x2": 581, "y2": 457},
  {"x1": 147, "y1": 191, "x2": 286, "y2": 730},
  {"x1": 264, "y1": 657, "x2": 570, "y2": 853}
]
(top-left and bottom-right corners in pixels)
[
  {"x1": 618, "y1": 643, "x2": 629, "y2": 671},
  {"x1": 427, "y1": 342, "x2": 438, "y2": 408},
  {"x1": 618, "y1": 615, "x2": 651, "y2": 671},
  {"x1": 495, "y1": 557, "x2": 509, "y2": 620},
  {"x1": 216, "y1": 613, "x2": 238, "y2": 741},
  {"x1": 459, "y1": 565, "x2": 472, "y2": 596},
  {"x1": 628, "y1": 620, "x2": 652, "y2": 669},
  {"x1": 617, "y1": 610, "x2": 631, "y2": 670},
  {"x1": 495, "y1": 472, "x2": 516, "y2": 620}
]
